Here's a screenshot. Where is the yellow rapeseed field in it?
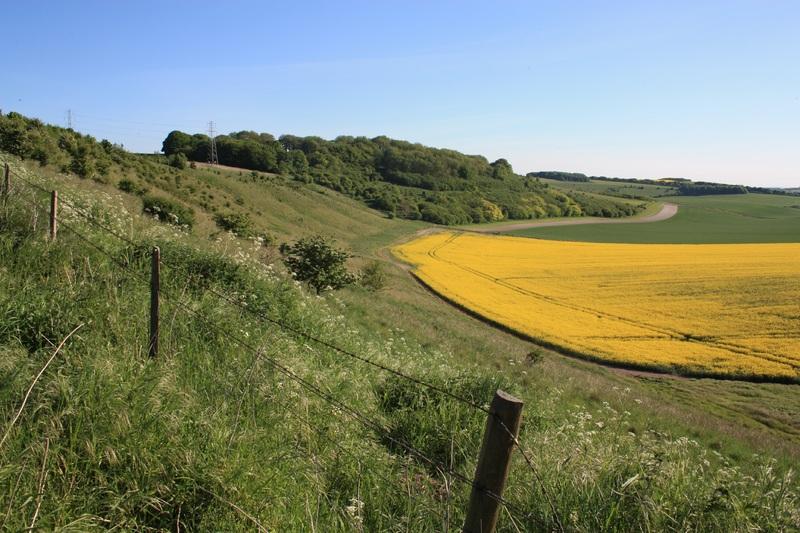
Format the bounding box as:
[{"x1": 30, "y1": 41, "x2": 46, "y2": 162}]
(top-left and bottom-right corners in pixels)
[{"x1": 394, "y1": 232, "x2": 800, "y2": 381}]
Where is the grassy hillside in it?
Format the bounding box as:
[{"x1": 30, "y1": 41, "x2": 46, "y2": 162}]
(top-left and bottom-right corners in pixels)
[
  {"x1": 2, "y1": 122, "x2": 800, "y2": 529},
  {"x1": 145, "y1": 162, "x2": 425, "y2": 255},
  {"x1": 508, "y1": 194, "x2": 800, "y2": 243}
]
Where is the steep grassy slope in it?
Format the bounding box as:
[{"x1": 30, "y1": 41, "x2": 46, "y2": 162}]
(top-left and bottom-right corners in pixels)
[{"x1": 0, "y1": 159, "x2": 508, "y2": 530}]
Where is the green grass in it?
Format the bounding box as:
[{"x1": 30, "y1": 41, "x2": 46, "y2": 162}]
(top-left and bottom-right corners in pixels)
[
  {"x1": 181, "y1": 164, "x2": 426, "y2": 253},
  {"x1": 509, "y1": 194, "x2": 800, "y2": 243},
  {"x1": 2, "y1": 154, "x2": 799, "y2": 530}
]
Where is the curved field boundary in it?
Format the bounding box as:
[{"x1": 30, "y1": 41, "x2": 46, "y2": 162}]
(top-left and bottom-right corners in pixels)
[
  {"x1": 406, "y1": 270, "x2": 794, "y2": 383},
  {"x1": 426, "y1": 235, "x2": 797, "y2": 372},
  {"x1": 393, "y1": 232, "x2": 800, "y2": 383},
  {"x1": 467, "y1": 203, "x2": 678, "y2": 233}
]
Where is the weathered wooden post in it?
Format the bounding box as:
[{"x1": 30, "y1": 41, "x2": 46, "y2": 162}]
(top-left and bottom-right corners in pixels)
[
  {"x1": 49, "y1": 190, "x2": 58, "y2": 241},
  {"x1": 2, "y1": 163, "x2": 9, "y2": 205},
  {"x1": 149, "y1": 246, "x2": 160, "y2": 358},
  {"x1": 463, "y1": 390, "x2": 524, "y2": 533}
]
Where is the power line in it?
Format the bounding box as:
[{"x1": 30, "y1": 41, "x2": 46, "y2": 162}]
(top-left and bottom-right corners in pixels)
[
  {"x1": 70, "y1": 122, "x2": 173, "y2": 136},
  {"x1": 71, "y1": 112, "x2": 204, "y2": 130},
  {"x1": 208, "y1": 121, "x2": 219, "y2": 165}
]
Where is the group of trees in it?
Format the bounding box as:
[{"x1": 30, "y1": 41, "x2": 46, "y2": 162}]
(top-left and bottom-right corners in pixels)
[
  {"x1": 527, "y1": 171, "x2": 591, "y2": 182},
  {"x1": 162, "y1": 130, "x2": 310, "y2": 177},
  {"x1": 0, "y1": 111, "x2": 647, "y2": 228},
  {"x1": 162, "y1": 129, "x2": 643, "y2": 224},
  {"x1": 677, "y1": 182, "x2": 747, "y2": 196},
  {"x1": 0, "y1": 112, "x2": 124, "y2": 180}
]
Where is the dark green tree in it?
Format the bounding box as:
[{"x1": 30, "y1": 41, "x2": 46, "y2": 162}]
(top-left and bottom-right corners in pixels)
[
  {"x1": 280, "y1": 236, "x2": 355, "y2": 293},
  {"x1": 162, "y1": 130, "x2": 195, "y2": 156},
  {"x1": 490, "y1": 158, "x2": 513, "y2": 180}
]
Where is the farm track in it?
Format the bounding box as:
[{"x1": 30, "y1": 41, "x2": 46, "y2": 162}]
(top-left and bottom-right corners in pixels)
[{"x1": 465, "y1": 202, "x2": 678, "y2": 233}]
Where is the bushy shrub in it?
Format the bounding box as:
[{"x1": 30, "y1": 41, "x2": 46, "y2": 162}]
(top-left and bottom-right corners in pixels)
[
  {"x1": 213, "y1": 211, "x2": 253, "y2": 237},
  {"x1": 359, "y1": 261, "x2": 387, "y2": 292},
  {"x1": 168, "y1": 152, "x2": 188, "y2": 169},
  {"x1": 142, "y1": 195, "x2": 195, "y2": 228},
  {"x1": 125, "y1": 240, "x2": 245, "y2": 290},
  {"x1": 117, "y1": 178, "x2": 148, "y2": 196}
]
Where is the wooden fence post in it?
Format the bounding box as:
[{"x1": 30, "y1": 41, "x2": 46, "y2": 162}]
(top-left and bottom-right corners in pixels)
[
  {"x1": 49, "y1": 190, "x2": 58, "y2": 241},
  {"x1": 463, "y1": 390, "x2": 524, "y2": 533},
  {"x1": 149, "y1": 246, "x2": 160, "y2": 358},
  {"x1": 2, "y1": 163, "x2": 9, "y2": 205}
]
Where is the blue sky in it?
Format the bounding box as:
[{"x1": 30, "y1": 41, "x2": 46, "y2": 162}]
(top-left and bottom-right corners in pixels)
[{"x1": 3, "y1": 1, "x2": 798, "y2": 187}]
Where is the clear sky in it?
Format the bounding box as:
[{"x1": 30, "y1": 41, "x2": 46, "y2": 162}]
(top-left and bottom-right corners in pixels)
[{"x1": 3, "y1": 1, "x2": 798, "y2": 187}]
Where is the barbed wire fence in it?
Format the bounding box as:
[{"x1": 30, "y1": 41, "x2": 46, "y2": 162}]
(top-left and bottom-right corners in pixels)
[{"x1": 1, "y1": 159, "x2": 564, "y2": 532}]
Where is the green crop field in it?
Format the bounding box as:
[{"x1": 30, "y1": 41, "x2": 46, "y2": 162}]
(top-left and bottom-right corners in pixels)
[
  {"x1": 508, "y1": 193, "x2": 800, "y2": 243},
  {"x1": 539, "y1": 177, "x2": 677, "y2": 198}
]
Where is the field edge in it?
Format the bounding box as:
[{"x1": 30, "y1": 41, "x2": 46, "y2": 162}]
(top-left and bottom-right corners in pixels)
[{"x1": 393, "y1": 248, "x2": 800, "y2": 386}]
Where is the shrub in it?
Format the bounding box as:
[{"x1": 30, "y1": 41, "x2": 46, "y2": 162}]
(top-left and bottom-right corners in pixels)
[
  {"x1": 257, "y1": 232, "x2": 276, "y2": 247},
  {"x1": 168, "y1": 152, "x2": 188, "y2": 169},
  {"x1": 117, "y1": 178, "x2": 148, "y2": 196},
  {"x1": 214, "y1": 211, "x2": 253, "y2": 237},
  {"x1": 142, "y1": 195, "x2": 195, "y2": 228},
  {"x1": 359, "y1": 261, "x2": 387, "y2": 292},
  {"x1": 280, "y1": 235, "x2": 355, "y2": 293},
  {"x1": 125, "y1": 240, "x2": 245, "y2": 291}
]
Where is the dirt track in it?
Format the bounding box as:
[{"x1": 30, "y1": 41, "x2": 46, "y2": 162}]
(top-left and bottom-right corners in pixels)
[{"x1": 467, "y1": 202, "x2": 678, "y2": 233}]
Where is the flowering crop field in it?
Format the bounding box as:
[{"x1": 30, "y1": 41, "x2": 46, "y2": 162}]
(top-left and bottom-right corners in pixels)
[{"x1": 394, "y1": 232, "x2": 800, "y2": 381}]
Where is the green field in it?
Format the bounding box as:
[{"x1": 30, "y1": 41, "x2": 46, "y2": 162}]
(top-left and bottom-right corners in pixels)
[
  {"x1": 539, "y1": 177, "x2": 677, "y2": 198},
  {"x1": 509, "y1": 193, "x2": 800, "y2": 243}
]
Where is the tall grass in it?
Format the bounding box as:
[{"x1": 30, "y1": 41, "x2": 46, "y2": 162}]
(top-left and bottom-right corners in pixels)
[{"x1": 0, "y1": 159, "x2": 797, "y2": 531}]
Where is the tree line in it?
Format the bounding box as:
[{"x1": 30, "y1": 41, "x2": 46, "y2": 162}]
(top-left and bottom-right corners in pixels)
[{"x1": 162, "y1": 129, "x2": 644, "y2": 224}]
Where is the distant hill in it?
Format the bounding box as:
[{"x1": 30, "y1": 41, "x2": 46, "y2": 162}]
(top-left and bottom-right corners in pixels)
[{"x1": 534, "y1": 171, "x2": 800, "y2": 198}]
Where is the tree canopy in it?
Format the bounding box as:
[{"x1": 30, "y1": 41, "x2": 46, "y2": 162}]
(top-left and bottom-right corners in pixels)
[{"x1": 162, "y1": 129, "x2": 644, "y2": 224}]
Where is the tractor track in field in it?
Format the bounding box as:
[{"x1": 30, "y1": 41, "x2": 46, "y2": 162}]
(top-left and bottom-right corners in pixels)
[{"x1": 387, "y1": 223, "x2": 799, "y2": 383}]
